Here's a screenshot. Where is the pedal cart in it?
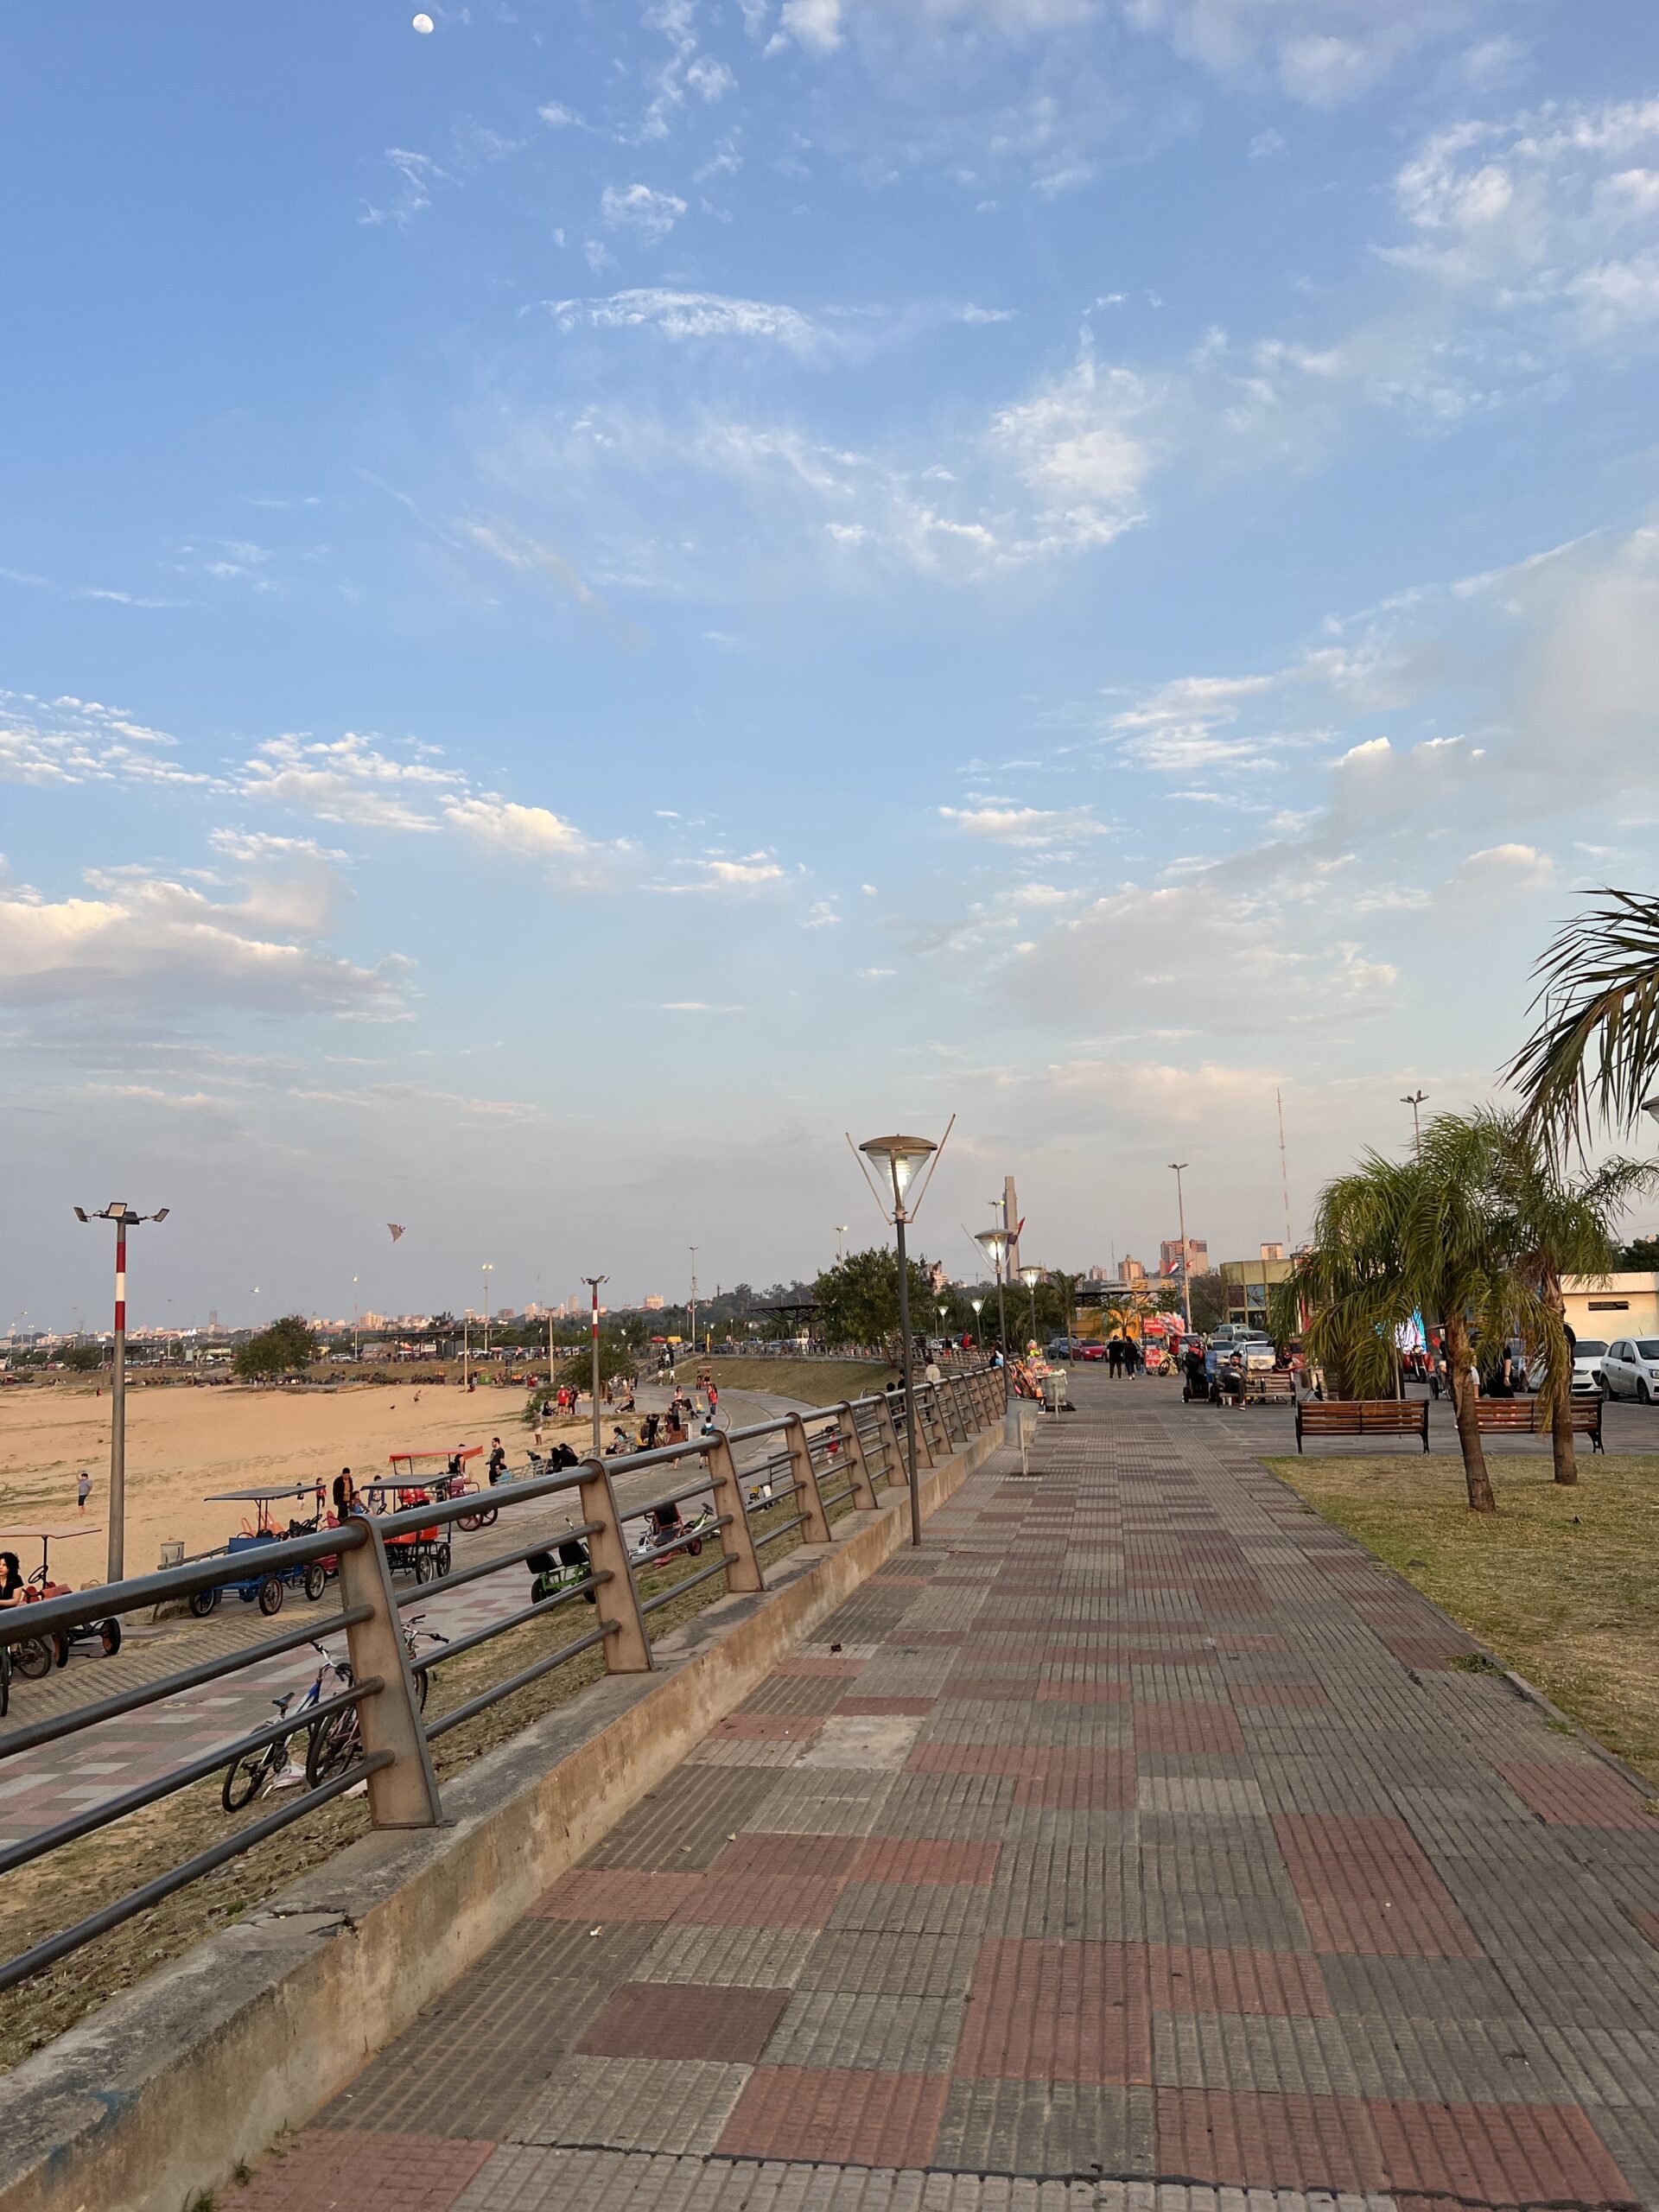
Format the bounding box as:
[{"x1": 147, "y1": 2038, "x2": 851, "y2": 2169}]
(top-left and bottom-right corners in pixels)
[
  {"x1": 359, "y1": 1478, "x2": 452, "y2": 1584},
  {"x1": 195, "y1": 1485, "x2": 336, "y2": 1618},
  {"x1": 1, "y1": 1527, "x2": 124, "y2": 1673},
  {"x1": 388, "y1": 1446, "x2": 494, "y2": 1530}
]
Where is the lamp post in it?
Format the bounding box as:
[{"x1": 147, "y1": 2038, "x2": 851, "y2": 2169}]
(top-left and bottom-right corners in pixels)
[
  {"x1": 1020, "y1": 1263, "x2": 1044, "y2": 1352},
  {"x1": 481, "y1": 1262, "x2": 493, "y2": 1355},
  {"x1": 1401, "y1": 1090, "x2": 1427, "y2": 1161},
  {"x1": 582, "y1": 1275, "x2": 608, "y2": 1458},
  {"x1": 975, "y1": 1227, "x2": 1010, "y2": 1361},
  {"x1": 352, "y1": 1276, "x2": 360, "y2": 1363},
  {"x1": 688, "y1": 1245, "x2": 698, "y2": 1357},
  {"x1": 73, "y1": 1201, "x2": 168, "y2": 1584},
  {"x1": 970, "y1": 1295, "x2": 983, "y2": 1350},
  {"x1": 858, "y1": 1135, "x2": 938, "y2": 1548},
  {"x1": 835, "y1": 1224, "x2": 849, "y2": 1265},
  {"x1": 1168, "y1": 1162, "x2": 1193, "y2": 1338}
]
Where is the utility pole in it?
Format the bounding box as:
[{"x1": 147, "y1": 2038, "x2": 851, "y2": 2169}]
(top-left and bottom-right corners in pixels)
[
  {"x1": 582, "y1": 1275, "x2": 608, "y2": 1458},
  {"x1": 73, "y1": 1200, "x2": 168, "y2": 1584},
  {"x1": 835, "y1": 1224, "x2": 848, "y2": 1265},
  {"x1": 481, "y1": 1262, "x2": 493, "y2": 1355},
  {"x1": 1276, "y1": 1088, "x2": 1294, "y2": 1253},
  {"x1": 688, "y1": 1244, "x2": 698, "y2": 1357},
  {"x1": 1168, "y1": 1164, "x2": 1192, "y2": 1338},
  {"x1": 1401, "y1": 1090, "x2": 1427, "y2": 1162}
]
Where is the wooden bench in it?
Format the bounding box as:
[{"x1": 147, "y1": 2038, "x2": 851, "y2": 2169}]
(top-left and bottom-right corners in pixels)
[
  {"x1": 1244, "y1": 1371, "x2": 1295, "y2": 1405},
  {"x1": 1294, "y1": 1398, "x2": 1430, "y2": 1452},
  {"x1": 1473, "y1": 1395, "x2": 1604, "y2": 1452}
]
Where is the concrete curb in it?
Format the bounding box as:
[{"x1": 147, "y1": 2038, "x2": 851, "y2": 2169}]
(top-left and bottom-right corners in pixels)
[{"x1": 0, "y1": 1419, "x2": 1003, "y2": 2212}]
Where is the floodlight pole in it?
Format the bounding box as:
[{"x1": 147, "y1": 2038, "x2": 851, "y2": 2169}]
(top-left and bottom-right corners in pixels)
[
  {"x1": 583, "y1": 1276, "x2": 608, "y2": 1458},
  {"x1": 1169, "y1": 1163, "x2": 1192, "y2": 1337},
  {"x1": 75, "y1": 1201, "x2": 168, "y2": 1584}
]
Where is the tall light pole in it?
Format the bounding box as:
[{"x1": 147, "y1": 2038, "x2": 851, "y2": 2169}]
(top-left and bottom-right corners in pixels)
[
  {"x1": 1168, "y1": 1163, "x2": 1192, "y2": 1337},
  {"x1": 73, "y1": 1201, "x2": 168, "y2": 1585},
  {"x1": 352, "y1": 1276, "x2": 360, "y2": 1363},
  {"x1": 688, "y1": 1244, "x2": 698, "y2": 1357},
  {"x1": 976, "y1": 1225, "x2": 1010, "y2": 1359},
  {"x1": 835, "y1": 1224, "x2": 849, "y2": 1265},
  {"x1": 481, "y1": 1262, "x2": 494, "y2": 1354},
  {"x1": 970, "y1": 1295, "x2": 983, "y2": 1350},
  {"x1": 582, "y1": 1275, "x2": 608, "y2": 1458},
  {"x1": 1020, "y1": 1263, "x2": 1043, "y2": 1351},
  {"x1": 857, "y1": 1135, "x2": 940, "y2": 1548},
  {"x1": 1401, "y1": 1090, "x2": 1427, "y2": 1161}
]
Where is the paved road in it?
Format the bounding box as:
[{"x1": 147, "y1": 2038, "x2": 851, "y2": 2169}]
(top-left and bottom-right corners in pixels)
[
  {"x1": 238, "y1": 1372, "x2": 1659, "y2": 2210},
  {"x1": 0, "y1": 1386, "x2": 825, "y2": 1847}
]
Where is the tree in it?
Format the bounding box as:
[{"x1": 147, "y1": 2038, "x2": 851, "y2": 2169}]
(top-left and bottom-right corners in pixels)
[
  {"x1": 1510, "y1": 887, "x2": 1659, "y2": 1145},
  {"x1": 234, "y1": 1314, "x2": 317, "y2": 1381},
  {"x1": 62, "y1": 1344, "x2": 104, "y2": 1373},
  {"x1": 1477, "y1": 1112, "x2": 1658, "y2": 1484},
  {"x1": 1618, "y1": 1235, "x2": 1659, "y2": 1269},
  {"x1": 1185, "y1": 1271, "x2": 1228, "y2": 1332},
  {"x1": 814, "y1": 1248, "x2": 935, "y2": 1356}
]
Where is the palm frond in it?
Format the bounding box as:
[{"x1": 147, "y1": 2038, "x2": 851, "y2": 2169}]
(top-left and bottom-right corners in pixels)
[{"x1": 1508, "y1": 888, "x2": 1659, "y2": 1145}]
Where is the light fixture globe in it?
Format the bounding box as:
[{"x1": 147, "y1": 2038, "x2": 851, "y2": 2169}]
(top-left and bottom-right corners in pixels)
[
  {"x1": 860, "y1": 1133, "x2": 937, "y2": 1216},
  {"x1": 1020, "y1": 1263, "x2": 1043, "y2": 1289},
  {"x1": 975, "y1": 1228, "x2": 1009, "y2": 1269}
]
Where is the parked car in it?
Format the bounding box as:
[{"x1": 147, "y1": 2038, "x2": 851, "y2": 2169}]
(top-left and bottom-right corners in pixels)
[
  {"x1": 1236, "y1": 1334, "x2": 1277, "y2": 1373},
  {"x1": 1524, "y1": 1340, "x2": 1607, "y2": 1397},
  {"x1": 1600, "y1": 1337, "x2": 1659, "y2": 1404}
]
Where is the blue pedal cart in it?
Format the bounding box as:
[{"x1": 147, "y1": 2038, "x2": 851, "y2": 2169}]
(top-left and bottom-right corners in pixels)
[{"x1": 192, "y1": 1484, "x2": 335, "y2": 1618}]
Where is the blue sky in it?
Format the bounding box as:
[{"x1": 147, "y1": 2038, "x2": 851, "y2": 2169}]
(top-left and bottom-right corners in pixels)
[{"x1": 5, "y1": 0, "x2": 1659, "y2": 1331}]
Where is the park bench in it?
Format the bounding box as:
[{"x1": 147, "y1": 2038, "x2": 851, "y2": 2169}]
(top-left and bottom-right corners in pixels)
[
  {"x1": 1473, "y1": 1395, "x2": 1604, "y2": 1452},
  {"x1": 1244, "y1": 1371, "x2": 1295, "y2": 1405},
  {"x1": 1294, "y1": 1398, "x2": 1430, "y2": 1452}
]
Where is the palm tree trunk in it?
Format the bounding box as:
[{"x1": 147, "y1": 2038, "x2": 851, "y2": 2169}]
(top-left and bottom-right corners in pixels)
[
  {"x1": 1541, "y1": 1264, "x2": 1577, "y2": 1486},
  {"x1": 1444, "y1": 1312, "x2": 1496, "y2": 1512}
]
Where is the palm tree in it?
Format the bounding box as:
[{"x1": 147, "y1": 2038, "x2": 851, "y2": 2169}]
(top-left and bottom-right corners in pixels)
[
  {"x1": 1509, "y1": 888, "x2": 1659, "y2": 1145},
  {"x1": 1475, "y1": 1112, "x2": 1658, "y2": 1484}
]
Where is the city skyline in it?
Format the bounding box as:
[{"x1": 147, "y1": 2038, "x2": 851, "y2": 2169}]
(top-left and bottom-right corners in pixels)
[{"x1": 5, "y1": 3, "x2": 1659, "y2": 1327}]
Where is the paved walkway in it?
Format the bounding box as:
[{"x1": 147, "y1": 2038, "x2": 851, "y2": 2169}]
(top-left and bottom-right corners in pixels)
[{"x1": 241, "y1": 1378, "x2": 1658, "y2": 2210}]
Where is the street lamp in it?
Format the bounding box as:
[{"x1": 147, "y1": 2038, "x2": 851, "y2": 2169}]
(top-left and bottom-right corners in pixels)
[
  {"x1": 974, "y1": 1227, "x2": 1011, "y2": 1361},
  {"x1": 835, "y1": 1224, "x2": 849, "y2": 1265},
  {"x1": 969, "y1": 1295, "x2": 983, "y2": 1350},
  {"x1": 1168, "y1": 1162, "x2": 1193, "y2": 1338},
  {"x1": 1019, "y1": 1263, "x2": 1044, "y2": 1351},
  {"x1": 857, "y1": 1134, "x2": 939, "y2": 1548},
  {"x1": 481, "y1": 1262, "x2": 493, "y2": 1355},
  {"x1": 582, "y1": 1275, "x2": 608, "y2": 1457},
  {"x1": 1401, "y1": 1090, "x2": 1427, "y2": 1160},
  {"x1": 73, "y1": 1201, "x2": 168, "y2": 1583}
]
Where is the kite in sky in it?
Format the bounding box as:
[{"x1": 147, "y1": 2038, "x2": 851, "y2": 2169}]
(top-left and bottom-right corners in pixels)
[{"x1": 387, "y1": 1224, "x2": 406, "y2": 1243}]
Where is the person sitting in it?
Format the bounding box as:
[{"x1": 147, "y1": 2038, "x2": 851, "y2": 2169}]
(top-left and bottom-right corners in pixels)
[
  {"x1": 1, "y1": 1551, "x2": 29, "y2": 1607},
  {"x1": 1218, "y1": 1353, "x2": 1246, "y2": 1408},
  {"x1": 605, "y1": 1425, "x2": 630, "y2": 1456},
  {"x1": 487, "y1": 1436, "x2": 508, "y2": 1484}
]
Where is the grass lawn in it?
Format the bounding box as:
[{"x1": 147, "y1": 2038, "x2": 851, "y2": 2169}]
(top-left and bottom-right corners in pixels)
[
  {"x1": 1267, "y1": 1451, "x2": 1659, "y2": 1787},
  {"x1": 696, "y1": 1356, "x2": 895, "y2": 1406}
]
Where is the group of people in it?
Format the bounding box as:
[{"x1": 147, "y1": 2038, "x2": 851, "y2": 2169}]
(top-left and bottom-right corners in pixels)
[{"x1": 1104, "y1": 1335, "x2": 1148, "y2": 1377}]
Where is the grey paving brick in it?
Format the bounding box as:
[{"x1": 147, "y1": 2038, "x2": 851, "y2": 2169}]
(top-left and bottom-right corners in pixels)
[
  {"x1": 796, "y1": 1928, "x2": 988, "y2": 1999},
  {"x1": 764, "y1": 1988, "x2": 969, "y2": 2073},
  {"x1": 637, "y1": 1923, "x2": 821, "y2": 1987},
  {"x1": 516, "y1": 2056, "x2": 753, "y2": 2154},
  {"x1": 586, "y1": 1767, "x2": 785, "y2": 1870},
  {"x1": 932, "y1": 2080, "x2": 1158, "y2": 2178}
]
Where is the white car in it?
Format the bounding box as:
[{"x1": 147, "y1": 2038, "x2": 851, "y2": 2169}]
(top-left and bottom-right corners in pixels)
[
  {"x1": 1600, "y1": 1338, "x2": 1659, "y2": 1405},
  {"x1": 1525, "y1": 1340, "x2": 1608, "y2": 1397}
]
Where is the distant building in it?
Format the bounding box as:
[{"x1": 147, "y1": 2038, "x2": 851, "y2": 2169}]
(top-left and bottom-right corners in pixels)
[
  {"x1": 496, "y1": 1306, "x2": 517, "y2": 1322},
  {"x1": 1085, "y1": 1266, "x2": 1111, "y2": 1282},
  {"x1": 1562, "y1": 1271, "x2": 1659, "y2": 1338},
  {"x1": 643, "y1": 1294, "x2": 665, "y2": 1311},
  {"x1": 1219, "y1": 1255, "x2": 1294, "y2": 1326},
  {"x1": 1121, "y1": 1255, "x2": 1147, "y2": 1283},
  {"x1": 927, "y1": 1260, "x2": 948, "y2": 1294},
  {"x1": 1160, "y1": 1237, "x2": 1208, "y2": 1279},
  {"x1": 1259, "y1": 1243, "x2": 1284, "y2": 1263}
]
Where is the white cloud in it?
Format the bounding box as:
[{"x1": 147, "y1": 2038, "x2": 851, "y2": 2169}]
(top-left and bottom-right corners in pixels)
[
  {"x1": 775, "y1": 0, "x2": 843, "y2": 54},
  {"x1": 939, "y1": 804, "x2": 1109, "y2": 848},
  {"x1": 443, "y1": 797, "x2": 594, "y2": 859},
  {"x1": 239, "y1": 733, "x2": 464, "y2": 832},
  {"x1": 538, "y1": 101, "x2": 586, "y2": 128},
  {"x1": 986, "y1": 340, "x2": 1154, "y2": 556},
  {"x1": 648, "y1": 853, "x2": 788, "y2": 893},
  {"x1": 543, "y1": 289, "x2": 820, "y2": 353},
  {"x1": 360, "y1": 148, "x2": 449, "y2": 228},
  {"x1": 601, "y1": 182, "x2": 689, "y2": 241},
  {"x1": 1125, "y1": 0, "x2": 1481, "y2": 106},
  {"x1": 0, "y1": 694, "x2": 209, "y2": 790}
]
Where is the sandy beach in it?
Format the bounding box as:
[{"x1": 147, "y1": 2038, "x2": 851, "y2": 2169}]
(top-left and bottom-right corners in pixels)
[{"x1": 0, "y1": 1381, "x2": 564, "y2": 1581}]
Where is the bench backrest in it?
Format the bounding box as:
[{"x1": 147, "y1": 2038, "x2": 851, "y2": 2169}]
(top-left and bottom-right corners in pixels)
[
  {"x1": 1300, "y1": 1399, "x2": 1425, "y2": 1428},
  {"x1": 1475, "y1": 1396, "x2": 1601, "y2": 1433}
]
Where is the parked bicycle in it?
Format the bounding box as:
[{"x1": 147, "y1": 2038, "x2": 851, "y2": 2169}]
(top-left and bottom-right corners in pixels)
[
  {"x1": 303, "y1": 1614, "x2": 448, "y2": 1789},
  {"x1": 220, "y1": 1640, "x2": 354, "y2": 1811}
]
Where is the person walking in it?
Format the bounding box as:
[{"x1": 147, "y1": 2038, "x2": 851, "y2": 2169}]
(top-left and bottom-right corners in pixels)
[
  {"x1": 76, "y1": 1469, "x2": 92, "y2": 1514},
  {"x1": 487, "y1": 1435, "x2": 508, "y2": 1485},
  {"x1": 1123, "y1": 1335, "x2": 1140, "y2": 1379},
  {"x1": 1107, "y1": 1337, "x2": 1123, "y2": 1379}
]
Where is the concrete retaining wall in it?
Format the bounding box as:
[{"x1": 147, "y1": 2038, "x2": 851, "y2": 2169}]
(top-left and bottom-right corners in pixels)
[{"x1": 0, "y1": 1418, "x2": 1003, "y2": 2212}]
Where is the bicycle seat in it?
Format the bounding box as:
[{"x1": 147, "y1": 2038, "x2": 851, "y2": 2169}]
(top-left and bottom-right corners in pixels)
[{"x1": 273, "y1": 1693, "x2": 294, "y2": 1714}]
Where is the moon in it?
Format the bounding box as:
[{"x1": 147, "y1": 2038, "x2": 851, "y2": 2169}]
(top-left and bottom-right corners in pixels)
[{"x1": 412, "y1": 12, "x2": 435, "y2": 30}]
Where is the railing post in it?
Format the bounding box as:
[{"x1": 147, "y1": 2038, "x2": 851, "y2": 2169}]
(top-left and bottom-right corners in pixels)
[
  {"x1": 836, "y1": 1400, "x2": 881, "y2": 1511},
  {"x1": 707, "y1": 1432, "x2": 764, "y2": 1593},
  {"x1": 784, "y1": 1413, "x2": 833, "y2": 1546},
  {"x1": 579, "y1": 1456, "x2": 653, "y2": 1673},
  {"x1": 926, "y1": 1382, "x2": 953, "y2": 1454},
  {"x1": 335, "y1": 1520, "x2": 442, "y2": 1828},
  {"x1": 908, "y1": 1383, "x2": 938, "y2": 1470}
]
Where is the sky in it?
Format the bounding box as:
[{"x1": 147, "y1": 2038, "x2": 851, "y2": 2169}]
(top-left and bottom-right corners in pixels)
[{"x1": 4, "y1": 1, "x2": 1659, "y2": 1333}]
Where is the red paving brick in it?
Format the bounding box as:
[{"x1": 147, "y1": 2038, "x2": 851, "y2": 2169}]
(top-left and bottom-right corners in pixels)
[
  {"x1": 1147, "y1": 1943, "x2": 1332, "y2": 2017},
  {"x1": 1155, "y1": 2089, "x2": 1388, "y2": 2191},
  {"x1": 706, "y1": 1712, "x2": 825, "y2": 1742},
  {"x1": 238, "y1": 2132, "x2": 494, "y2": 2210},
  {"x1": 679, "y1": 1872, "x2": 849, "y2": 1926},
  {"x1": 908, "y1": 1742, "x2": 1050, "y2": 1780},
  {"x1": 577, "y1": 1980, "x2": 791, "y2": 2062},
  {"x1": 1037, "y1": 1674, "x2": 1131, "y2": 1703},
  {"x1": 1135, "y1": 1701, "x2": 1246, "y2": 1755},
  {"x1": 1014, "y1": 1745, "x2": 1135, "y2": 1808},
  {"x1": 712, "y1": 1831, "x2": 863, "y2": 1878},
  {"x1": 1367, "y1": 2100, "x2": 1635, "y2": 2204},
  {"x1": 957, "y1": 1937, "x2": 1153, "y2": 2083},
  {"x1": 1229, "y1": 1682, "x2": 1332, "y2": 1707},
  {"x1": 716, "y1": 2066, "x2": 948, "y2": 2166},
  {"x1": 849, "y1": 1835, "x2": 1001, "y2": 1885},
  {"x1": 1274, "y1": 1814, "x2": 1484, "y2": 1957},
  {"x1": 774, "y1": 1656, "x2": 866, "y2": 1676},
  {"x1": 531, "y1": 1869, "x2": 702, "y2": 1922},
  {"x1": 1499, "y1": 1759, "x2": 1655, "y2": 1828}
]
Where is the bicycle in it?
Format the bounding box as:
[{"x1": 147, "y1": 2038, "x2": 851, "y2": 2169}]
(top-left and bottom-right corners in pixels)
[
  {"x1": 221, "y1": 1640, "x2": 354, "y2": 1811},
  {"x1": 304, "y1": 1614, "x2": 448, "y2": 1789}
]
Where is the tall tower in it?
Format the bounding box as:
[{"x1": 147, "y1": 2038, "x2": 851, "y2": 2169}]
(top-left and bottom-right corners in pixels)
[{"x1": 1003, "y1": 1175, "x2": 1020, "y2": 1278}]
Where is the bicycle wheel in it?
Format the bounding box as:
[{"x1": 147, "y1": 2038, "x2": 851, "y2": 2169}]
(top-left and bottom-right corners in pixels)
[
  {"x1": 480, "y1": 1505, "x2": 499, "y2": 1528},
  {"x1": 303, "y1": 1562, "x2": 327, "y2": 1603},
  {"x1": 455, "y1": 1509, "x2": 484, "y2": 1532},
  {"x1": 222, "y1": 1742, "x2": 280, "y2": 1812},
  {"x1": 0, "y1": 1644, "x2": 10, "y2": 1718},
  {"x1": 13, "y1": 1636, "x2": 53, "y2": 1681},
  {"x1": 413, "y1": 1663, "x2": 430, "y2": 1713},
  {"x1": 257, "y1": 1576, "x2": 284, "y2": 1617},
  {"x1": 435, "y1": 1541, "x2": 452, "y2": 1578},
  {"x1": 413, "y1": 1550, "x2": 435, "y2": 1585},
  {"x1": 305, "y1": 1707, "x2": 360, "y2": 1789},
  {"x1": 189, "y1": 1585, "x2": 220, "y2": 1618},
  {"x1": 99, "y1": 1618, "x2": 122, "y2": 1656}
]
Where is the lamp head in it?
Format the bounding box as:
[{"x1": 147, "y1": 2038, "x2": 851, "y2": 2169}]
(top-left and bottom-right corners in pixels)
[
  {"x1": 975, "y1": 1227, "x2": 1009, "y2": 1270},
  {"x1": 1644, "y1": 1094, "x2": 1659, "y2": 1128},
  {"x1": 970, "y1": 1297, "x2": 983, "y2": 1315},
  {"x1": 1020, "y1": 1264, "x2": 1043, "y2": 1289},
  {"x1": 73, "y1": 1206, "x2": 88, "y2": 1224},
  {"x1": 152, "y1": 1208, "x2": 169, "y2": 1224},
  {"x1": 859, "y1": 1134, "x2": 937, "y2": 1216}
]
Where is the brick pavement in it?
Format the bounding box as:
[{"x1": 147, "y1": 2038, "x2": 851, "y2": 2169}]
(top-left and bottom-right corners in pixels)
[{"x1": 238, "y1": 1378, "x2": 1659, "y2": 2210}]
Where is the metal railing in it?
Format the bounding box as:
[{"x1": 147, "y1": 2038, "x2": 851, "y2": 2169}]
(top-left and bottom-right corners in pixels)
[{"x1": 0, "y1": 1363, "x2": 1003, "y2": 1992}]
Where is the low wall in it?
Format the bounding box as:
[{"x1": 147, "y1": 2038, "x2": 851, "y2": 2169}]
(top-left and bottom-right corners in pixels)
[{"x1": 0, "y1": 1418, "x2": 1003, "y2": 2212}]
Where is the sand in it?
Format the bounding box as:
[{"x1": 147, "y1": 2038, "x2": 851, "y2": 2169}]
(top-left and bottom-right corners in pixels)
[{"x1": 0, "y1": 1380, "x2": 569, "y2": 1581}]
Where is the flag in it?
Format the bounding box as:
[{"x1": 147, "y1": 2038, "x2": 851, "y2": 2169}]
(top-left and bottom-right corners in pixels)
[{"x1": 387, "y1": 1224, "x2": 406, "y2": 1243}]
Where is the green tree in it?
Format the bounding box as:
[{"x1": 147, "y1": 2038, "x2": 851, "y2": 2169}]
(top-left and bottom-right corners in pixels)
[
  {"x1": 814, "y1": 1248, "x2": 936, "y2": 1356},
  {"x1": 1618, "y1": 1235, "x2": 1659, "y2": 1269},
  {"x1": 1185, "y1": 1271, "x2": 1228, "y2": 1332},
  {"x1": 62, "y1": 1344, "x2": 104, "y2": 1373},
  {"x1": 1510, "y1": 887, "x2": 1659, "y2": 1144},
  {"x1": 234, "y1": 1314, "x2": 317, "y2": 1381}
]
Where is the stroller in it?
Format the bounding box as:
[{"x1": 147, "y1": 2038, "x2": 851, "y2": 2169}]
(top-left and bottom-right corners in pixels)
[{"x1": 527, "y1": 1538, "x2": 597, "y2": 1606}]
